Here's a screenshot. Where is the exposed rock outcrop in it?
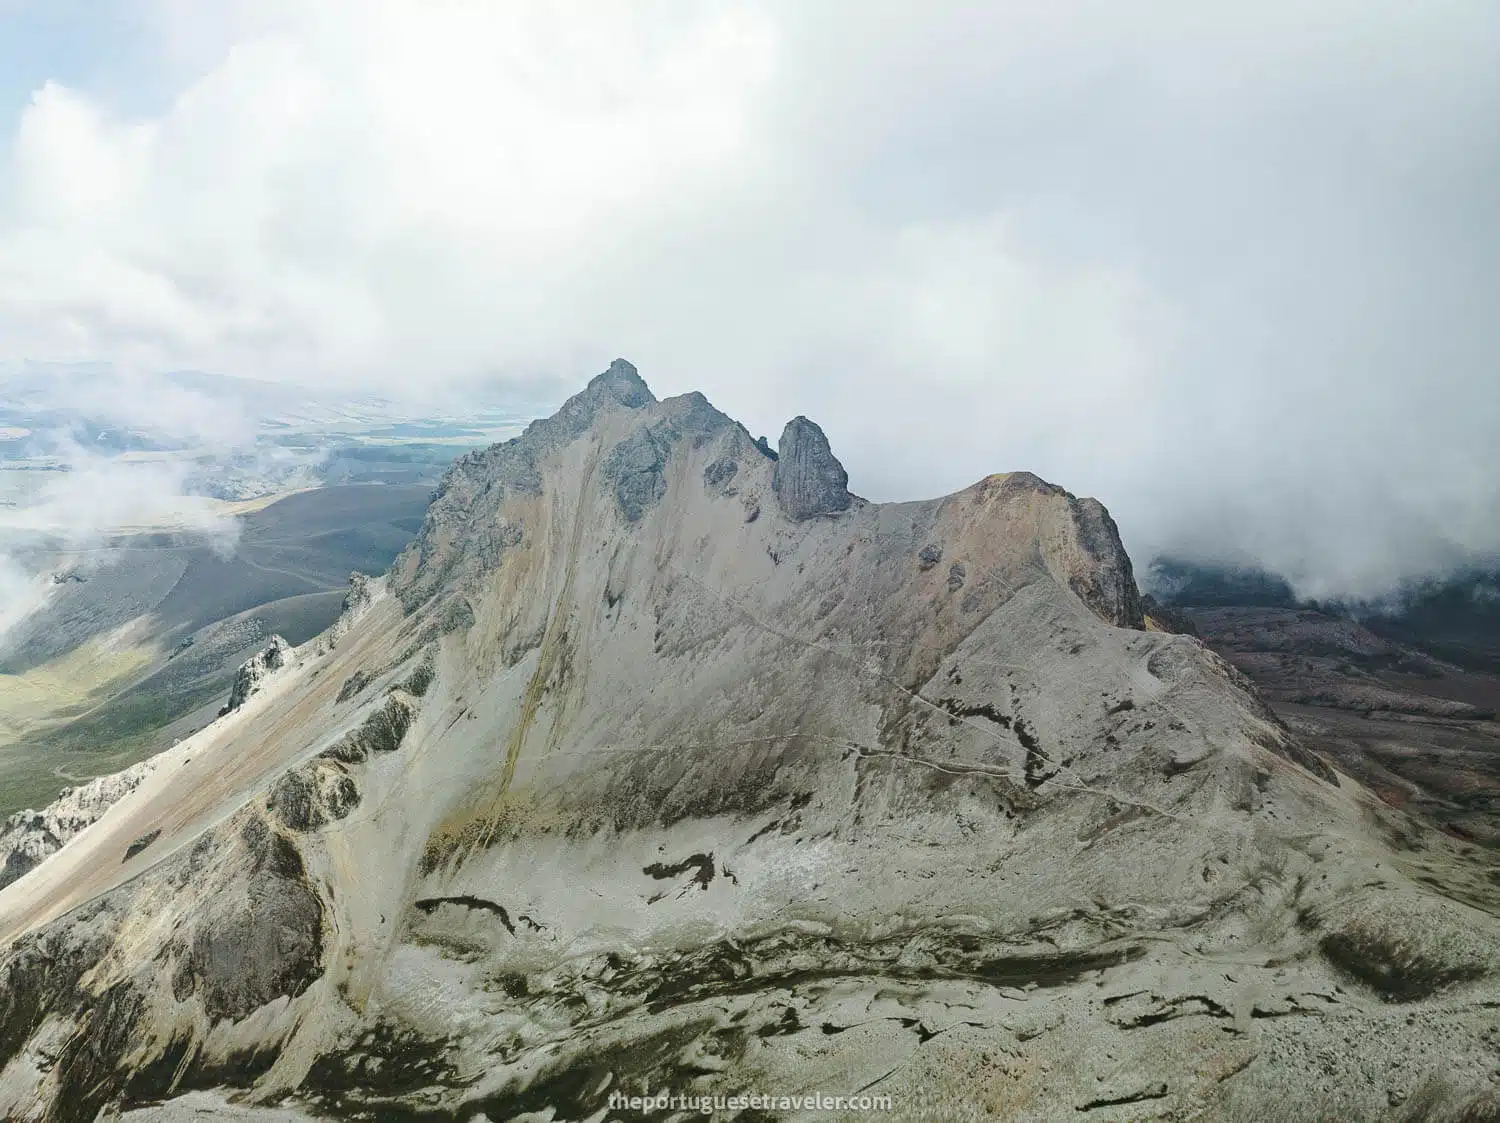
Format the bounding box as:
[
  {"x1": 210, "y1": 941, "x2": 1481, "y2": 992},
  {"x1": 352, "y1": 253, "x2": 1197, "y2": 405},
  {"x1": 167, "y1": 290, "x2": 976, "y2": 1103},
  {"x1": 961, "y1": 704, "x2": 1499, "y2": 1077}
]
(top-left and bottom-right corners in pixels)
[
  {"x1": 0, "y1": 760, "x2": 158, "y2": 890},
  {"x1": 602, "y1": 424, "x2": 672, "y2": 522},
  {"x1": 321, "y1": 571, "x2": 374, "y2": 651},
  {"x1": 394, "y1": 360, "x2": 655, "y2": 612},
  {"x1": 702, "y1": 454, "x2": 738, "y2": 493},
  {"x1": 602, "y1": 393, "x2": 736, "y2": 523},
  {"x1": 218, "y1": 636, "x2": 291, "y2": 715},
  {"x1": 770, "y1": 415, "x2": 854, "y2": 520},
  {"x1": 998, "y1": 470, "x2": 1144, "y2": 630},
  {"x1": 0, "y1": 812, "x2": 329, "y2": 1123}
]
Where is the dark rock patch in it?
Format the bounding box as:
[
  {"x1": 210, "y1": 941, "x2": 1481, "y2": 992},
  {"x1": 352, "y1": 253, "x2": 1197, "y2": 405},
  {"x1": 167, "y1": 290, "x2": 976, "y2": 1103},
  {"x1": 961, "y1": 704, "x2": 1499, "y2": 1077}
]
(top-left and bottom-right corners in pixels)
[
  {"x1": 402, "y1": 651, "x2": 437, "y2": 698},
  {"x1": 336, "y1": 669, "x2": 372, "y2": 703},
  {"x1": 123, "y1": 829, "x2": 160, "y2": 862},
  {"x1": 1318, "y1": 929, "x2": 1488, "y2": 1002},
  {"x1": 467, "y1": 1020, "x2": 720, "y2": 1123},
  {"x1": 320, "y1": 691, "x2": 418, "y2": 764},
  {"x1": 644, "y1": 852, "x2": 716, "y2": 890},
  {"x1": 1078, "y1": 1082, "x2": 1170, "y2": 1111},
  {"x1": 703, "y1": 455, "x2": 738, "y2": 492},
  {"x1": 412, "y1": 895, "x2": 542, "y2": 936},
  {"x1": 268, "y1": 764, "x2": 359, "y2": 832},
  {"x1": 1, "y1": 848, "x2": 40, "y2": 889},
  {"x1": 604, "y1": 425, "x2": 673, "y2": 523},
  {"x1": 1015, "y1": 718, "x2": 1056, "y2": 789},
  {"x1": 303, "y1": 1022, "x2": 460, "y2": 1116},
  {"x1": 1064, "y1": 495, "x2": 1145, "y2": 630},
  {"x1": 168, "y1": 818, "x2": 325, "y2": 1023},
  {"x1": 941, "y1": 699, "x2": 1012, "y2": 729}
]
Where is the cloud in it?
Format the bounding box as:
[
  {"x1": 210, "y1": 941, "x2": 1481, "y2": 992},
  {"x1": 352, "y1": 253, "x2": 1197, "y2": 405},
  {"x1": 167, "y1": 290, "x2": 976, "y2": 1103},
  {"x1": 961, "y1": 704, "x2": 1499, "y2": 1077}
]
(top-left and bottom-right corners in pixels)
[
  {"x1": 0, "y1": 552, "x2": 51, "y2": 650},
  {"x1": 0, "y1": 434, "x2": 242, "y2": 543},
  {"x1": 0, "y1": 425, "x2": 249, "y2": 650},
  {"x1": 0, "y1": 363, "x2": 260, "y2": 648},
  {"x1": 0, "y1": 0, "x2": 1496, "y2": 598}
]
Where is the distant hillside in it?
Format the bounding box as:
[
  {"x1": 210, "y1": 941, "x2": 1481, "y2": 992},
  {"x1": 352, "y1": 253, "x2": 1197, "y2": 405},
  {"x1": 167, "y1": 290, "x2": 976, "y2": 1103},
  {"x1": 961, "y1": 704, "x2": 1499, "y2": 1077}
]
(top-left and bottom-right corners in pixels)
[
  {"x1": 1149, "y1": 557, "x2": 1500, "y2": 671},
  {"x1": 0, "y1": 485, "x2": 434, "y2": 818}
]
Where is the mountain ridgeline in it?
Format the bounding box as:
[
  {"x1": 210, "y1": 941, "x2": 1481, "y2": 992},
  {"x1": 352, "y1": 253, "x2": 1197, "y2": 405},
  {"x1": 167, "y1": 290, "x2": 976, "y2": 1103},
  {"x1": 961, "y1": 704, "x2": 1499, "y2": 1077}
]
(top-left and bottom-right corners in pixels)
[{"x1": 1, "y1": 361, "x2": 1498, "y2": 1122}]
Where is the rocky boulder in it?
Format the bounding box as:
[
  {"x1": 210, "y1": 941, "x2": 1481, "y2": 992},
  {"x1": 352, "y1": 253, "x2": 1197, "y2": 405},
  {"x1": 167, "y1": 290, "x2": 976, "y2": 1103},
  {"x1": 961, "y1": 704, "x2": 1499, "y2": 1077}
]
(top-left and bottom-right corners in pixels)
[{"x1": 770, "y1": 415, "x2": 854, "y2": 520}]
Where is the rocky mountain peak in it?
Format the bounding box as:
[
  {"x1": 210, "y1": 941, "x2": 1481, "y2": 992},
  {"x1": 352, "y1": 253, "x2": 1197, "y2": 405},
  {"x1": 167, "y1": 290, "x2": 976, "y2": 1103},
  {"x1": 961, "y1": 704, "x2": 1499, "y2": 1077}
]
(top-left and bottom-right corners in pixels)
[
  {"x1": 587, "y1": 357, "x2": 654, "y2": 409},
  {"x1": 505, "y1": 357, "x2": 656, "y2": 457},
  {"x1": 771, "y1": 415, "x2": 854, "y2": 520}
]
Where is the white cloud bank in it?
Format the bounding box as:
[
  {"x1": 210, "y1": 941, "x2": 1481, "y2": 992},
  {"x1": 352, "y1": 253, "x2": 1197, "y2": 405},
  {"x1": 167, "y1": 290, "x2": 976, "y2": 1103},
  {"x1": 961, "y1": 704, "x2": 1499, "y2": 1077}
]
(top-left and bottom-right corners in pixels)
[{"x1": 1, "y1": 0, "x2": 1497, "y2": 598}]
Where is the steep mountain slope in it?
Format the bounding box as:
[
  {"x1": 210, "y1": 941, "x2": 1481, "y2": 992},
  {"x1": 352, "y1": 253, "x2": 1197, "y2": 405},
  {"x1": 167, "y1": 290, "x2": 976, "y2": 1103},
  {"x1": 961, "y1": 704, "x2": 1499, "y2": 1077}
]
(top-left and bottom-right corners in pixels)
[{"x1": 1, "y1": 363, "x2": 1498, "y2": 1122}]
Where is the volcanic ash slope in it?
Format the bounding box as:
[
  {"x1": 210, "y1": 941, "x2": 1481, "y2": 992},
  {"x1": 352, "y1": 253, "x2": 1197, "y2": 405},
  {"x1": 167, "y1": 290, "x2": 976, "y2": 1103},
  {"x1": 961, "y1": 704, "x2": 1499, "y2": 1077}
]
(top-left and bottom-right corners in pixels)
[{"x1": 2, "y1": 360, "x2": 1499, "y2": 1122}]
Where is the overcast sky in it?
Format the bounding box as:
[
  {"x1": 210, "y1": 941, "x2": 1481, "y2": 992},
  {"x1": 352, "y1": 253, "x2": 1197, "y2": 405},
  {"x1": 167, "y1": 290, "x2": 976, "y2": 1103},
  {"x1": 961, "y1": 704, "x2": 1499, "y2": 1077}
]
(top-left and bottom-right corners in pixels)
[{"x1": 0, "y1": 0, "x2": 1496, "y2": 598}]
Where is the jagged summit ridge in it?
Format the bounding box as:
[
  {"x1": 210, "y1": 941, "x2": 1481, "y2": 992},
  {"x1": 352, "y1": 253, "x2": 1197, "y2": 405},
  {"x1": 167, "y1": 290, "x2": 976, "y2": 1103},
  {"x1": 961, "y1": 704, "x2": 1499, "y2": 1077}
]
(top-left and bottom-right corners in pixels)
[
  {"x1": 526, "y1": 356, "x2": 655, "y2": 445},
  {"x1": 396, "y1": 360, "x2": 1143, "y2": 635}
]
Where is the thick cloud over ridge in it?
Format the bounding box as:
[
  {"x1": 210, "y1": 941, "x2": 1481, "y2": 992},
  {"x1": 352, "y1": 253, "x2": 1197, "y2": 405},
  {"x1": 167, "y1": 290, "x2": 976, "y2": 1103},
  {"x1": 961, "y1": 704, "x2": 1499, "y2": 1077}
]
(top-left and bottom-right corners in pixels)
[{"x1": 1, "y1": 0, "x2": 1496, "y2": 598}]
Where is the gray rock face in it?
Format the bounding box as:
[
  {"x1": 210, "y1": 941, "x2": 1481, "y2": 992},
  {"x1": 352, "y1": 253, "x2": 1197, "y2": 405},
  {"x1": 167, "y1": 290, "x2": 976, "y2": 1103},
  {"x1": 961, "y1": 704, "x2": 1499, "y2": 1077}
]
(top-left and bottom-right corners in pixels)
[
  {"x1": 322, "y1": 572, "x2": 375, "y2": 651},
  {"x1": 702, "y1": 455, "x2": 738, "y2": 493},
  {"x1": 603, "y1": 426, "x2": 672, "y2": 522},
  {"x1": 527, "y1": 357, "x2": 655, "y2": 448},
  {"x1": 320, "y1": 690, "x2": 419, "y2": 764},
  {"x1": 593, "y1": 357, "x2": 655, "y2": 410},
  {"x1": 170, "y1": 818, "x2": 324, "y2": 1024},
  {"x1": 770, "y1": 415, "x2": 853, "y2": 520},
  {"x1": 0, "y1": 809, "x2": 329, "y2": 1123},
  {"x1": 585, "y1": 392, "x2": 739, "y2": 525},
  {"x1": 1064, "y1": 492, "x2": 1145, "y2": 629},
  {"x1": 343, "y1": 572, "x2": 372, "y2": 616},
  {"x1": 0, "y1": 760, "x2": 159, "y2": 890},
  {"x1": 221, "y1": 635, "x2": 290, "y2": 714}
]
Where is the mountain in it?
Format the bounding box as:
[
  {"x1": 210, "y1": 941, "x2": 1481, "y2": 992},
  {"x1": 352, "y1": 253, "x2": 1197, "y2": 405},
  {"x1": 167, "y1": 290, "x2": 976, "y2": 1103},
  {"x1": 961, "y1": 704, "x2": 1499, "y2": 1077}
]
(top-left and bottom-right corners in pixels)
[
  {"x1": 1357, "y1": 569, "x2": 1500, "y2": 674},
  {"x1": 1, "y1": 362, "x2": 1498, "y2": 1122}
]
